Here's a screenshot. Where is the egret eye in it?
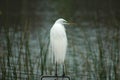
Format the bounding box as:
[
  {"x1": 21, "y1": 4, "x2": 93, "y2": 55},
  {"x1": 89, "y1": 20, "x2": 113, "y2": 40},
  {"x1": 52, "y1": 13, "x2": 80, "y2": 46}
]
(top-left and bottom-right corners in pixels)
[{"x1": 63, "y1": 20, "x2": 67, "y2": 23}]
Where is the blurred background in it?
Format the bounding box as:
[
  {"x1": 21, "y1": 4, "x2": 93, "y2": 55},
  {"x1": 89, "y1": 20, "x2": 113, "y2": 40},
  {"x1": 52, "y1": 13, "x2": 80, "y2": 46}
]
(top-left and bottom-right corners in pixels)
[{"x1": 0, "y1": 0, "x2": 120, "y2": 80}]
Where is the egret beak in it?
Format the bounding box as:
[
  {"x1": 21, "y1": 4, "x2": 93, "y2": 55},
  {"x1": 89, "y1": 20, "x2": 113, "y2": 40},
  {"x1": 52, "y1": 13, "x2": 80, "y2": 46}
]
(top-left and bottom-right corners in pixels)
[
  {"x1": 69, "y1": 22, "x2": 76, "y2": 25},
  {"x1": 64, "y1": 20, "x2": 76, "y2": 25},
  {"x1": 65, "y1": 22, "x2": 76, "y2": 25}
]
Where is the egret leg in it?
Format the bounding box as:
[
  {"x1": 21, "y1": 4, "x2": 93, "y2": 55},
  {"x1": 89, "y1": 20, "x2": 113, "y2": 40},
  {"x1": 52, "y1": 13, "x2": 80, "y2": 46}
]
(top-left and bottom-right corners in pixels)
[
  {"x1": 62, "y1": 64, "x2": 65, "y2": 76},
  {"x1": 55, "y1": 62, "x2": 57, "y2": 76},
  {"x1": 55, "y1": 62, "x2": 58, "y2": 80},
  {"x1": 62, "y1": 64, "x2": 65, "y2": 80}
]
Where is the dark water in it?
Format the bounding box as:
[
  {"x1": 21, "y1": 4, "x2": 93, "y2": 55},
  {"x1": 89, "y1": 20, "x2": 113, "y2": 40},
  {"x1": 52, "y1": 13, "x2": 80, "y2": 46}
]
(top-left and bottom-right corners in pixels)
[{"x1": 0, "y1": 0, "x2": 120, "y2": 80}]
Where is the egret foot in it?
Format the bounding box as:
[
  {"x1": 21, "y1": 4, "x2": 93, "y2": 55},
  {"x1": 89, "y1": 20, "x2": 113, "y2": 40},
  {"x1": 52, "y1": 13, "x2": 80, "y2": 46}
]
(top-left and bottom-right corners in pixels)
[
  {"x1": 62, "y1": 72, "x2": 65, "y2": 77},
  {"x1": 55, "y1": 73, "x2": 58, "y2": 76}
]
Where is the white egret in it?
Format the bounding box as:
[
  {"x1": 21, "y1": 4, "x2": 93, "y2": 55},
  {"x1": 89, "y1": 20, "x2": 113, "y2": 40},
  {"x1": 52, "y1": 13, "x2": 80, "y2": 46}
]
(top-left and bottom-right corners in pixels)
[{"x1": 50, "y1": 18, "x2": 68, "y2": 76}]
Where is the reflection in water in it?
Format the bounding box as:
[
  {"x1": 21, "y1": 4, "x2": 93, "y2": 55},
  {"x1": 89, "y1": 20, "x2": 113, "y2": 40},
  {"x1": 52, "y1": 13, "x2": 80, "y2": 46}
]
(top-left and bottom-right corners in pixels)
[{"x1": 0, "y1": 0, "x2": 120, "y2": 80}]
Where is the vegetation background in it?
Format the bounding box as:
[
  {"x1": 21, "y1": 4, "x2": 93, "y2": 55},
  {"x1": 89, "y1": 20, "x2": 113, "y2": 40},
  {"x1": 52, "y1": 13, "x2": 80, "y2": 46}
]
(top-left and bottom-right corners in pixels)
[{"x1": 0, "y1": 0, "x2": 120, "y2": 80}]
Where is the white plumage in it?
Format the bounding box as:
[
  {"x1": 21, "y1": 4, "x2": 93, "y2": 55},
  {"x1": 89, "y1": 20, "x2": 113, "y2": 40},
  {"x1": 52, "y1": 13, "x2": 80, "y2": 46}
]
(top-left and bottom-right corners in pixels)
[{"x1": 50, "y1": 18, "x2": 68, "y2": 64}]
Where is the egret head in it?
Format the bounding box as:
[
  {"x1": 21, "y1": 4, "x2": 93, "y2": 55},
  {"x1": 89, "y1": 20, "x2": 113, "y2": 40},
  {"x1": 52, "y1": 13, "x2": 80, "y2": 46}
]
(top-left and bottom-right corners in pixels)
[{"x1": 55, "y1": 18, "x2": 68, "y2": 25}]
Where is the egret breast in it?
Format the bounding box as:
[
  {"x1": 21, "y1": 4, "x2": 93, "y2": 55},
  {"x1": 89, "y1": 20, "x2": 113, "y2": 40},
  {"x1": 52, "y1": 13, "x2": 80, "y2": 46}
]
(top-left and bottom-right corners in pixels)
[{"x1": 50, "y1": 23, "x2": 67, "y2": 64}]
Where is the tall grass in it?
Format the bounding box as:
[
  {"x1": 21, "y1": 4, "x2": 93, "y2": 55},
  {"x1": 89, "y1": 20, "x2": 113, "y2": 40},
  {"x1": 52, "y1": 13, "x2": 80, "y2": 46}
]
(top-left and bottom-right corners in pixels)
[{"x1": 0, "y1": 22, "x2": 49, "y2": 79}]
